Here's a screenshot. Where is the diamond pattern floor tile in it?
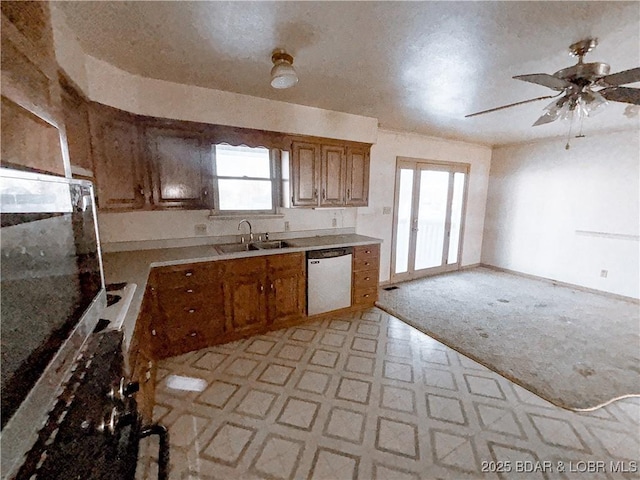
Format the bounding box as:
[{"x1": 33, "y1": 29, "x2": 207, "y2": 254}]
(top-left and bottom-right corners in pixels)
[{"x1": 138, "y1": 307, "x2": 640, "y2": 479}]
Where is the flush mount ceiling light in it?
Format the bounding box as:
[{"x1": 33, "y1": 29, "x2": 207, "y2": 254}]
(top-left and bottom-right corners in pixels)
[{"x1": 270, "y1": 49, "x2": 298, "y2": 89}]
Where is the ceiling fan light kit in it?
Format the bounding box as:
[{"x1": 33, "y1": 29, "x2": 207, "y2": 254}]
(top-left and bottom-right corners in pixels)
[
  {"x1": 270, "y1": 49, "x2": 298, "y2": 89},
  {"x1": 465, "y1": 38, "x2": 640, "y2": 147}
]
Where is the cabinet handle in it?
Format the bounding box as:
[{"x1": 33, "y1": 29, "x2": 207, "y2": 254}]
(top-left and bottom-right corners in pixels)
[
  {"x1": 188, "y1": 308, "x2": 196, "y2": 313},
  {"x1": 270, "y1": 283, "x2": 274, "y2": 290},
  {"x1": 202, "y1": 188, "x2": 208, "y2": 197},
  {"x1": 364, "y1": 277, "x2": 370, "y2": 281},
  {"x1": 138, "y1": 185, "x2": 144, "y2": 197},
  {"x1": 314, "y1": 188, "x2": 318, "y2": 199},
  {"x1": 364, "y1": 294, "x2": 370, "y2": 298},
  {"x1": 322, "y1": 189, "x2": 326, "y2": 200},
  {"x1": 189, "y1": 332, "x2": 197, "y2": 337},
  {"x1": 347, "y1": 189, "x2": 350, "y2": 200},
  {"x1": 151, "y1": 329, "x2": 157, "y2": 336},
  {"x1": 186, "y1": 289, "x2": 194, "y2": 293},
  {"x1": 260, "y1": 285, "x2": 264, "y2": 292},
  {"x1": 365, "y1": 250, "x2": 371, "y2": 254},
  {"x1": 365, "y1": 262, "x2": 370, "y2": 266},
  {"x1": 185, "y1": 272, "x2": 193, "y2": 277}
]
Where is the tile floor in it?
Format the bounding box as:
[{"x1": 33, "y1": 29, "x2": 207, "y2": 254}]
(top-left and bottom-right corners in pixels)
[{"x1": 136, "y1": 308, "x2": 640, "y2": 480}]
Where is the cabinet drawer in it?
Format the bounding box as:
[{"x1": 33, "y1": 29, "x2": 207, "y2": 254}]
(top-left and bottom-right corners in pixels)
[
  {"x1": 353, "y1": 244, "x2": 379, "y2": 261},
  {"x1": 164, "y1": 313, "x2": 224, "y2": 341},
  {"x1": 153, "y1": 262, "x2": 220, "y2": 289},
  {"x1": 353, "y1": 286, "x2": 378, "y2": 305},
  {"x1": 353, "y1": 256, "x2": 379, "y2": 272},
  {"x1": 268, "y1": 252, "x2": 305, "y2": 273},
  {"x1": 353, "y1": 269, "x2": 378, "y2": 288}
]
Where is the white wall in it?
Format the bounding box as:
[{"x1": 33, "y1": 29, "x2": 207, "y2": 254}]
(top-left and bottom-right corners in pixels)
[
  {"x1": 359, "y1": 129, "x2": 492, "y2": 282},
  {"x1": 98, "y1": 208, "x2": 356, "y2": 248},
  {"x1": 482, "y1": 130, "x2": 640, "y2": 299}
]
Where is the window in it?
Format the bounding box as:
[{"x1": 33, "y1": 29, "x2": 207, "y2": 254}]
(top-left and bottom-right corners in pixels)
[{"x1": 212, "y1": 144, "x2": 277, "y2": 213}]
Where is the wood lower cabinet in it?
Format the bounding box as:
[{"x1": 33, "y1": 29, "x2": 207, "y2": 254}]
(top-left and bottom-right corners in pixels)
[
  {"x1": 222, "y1": 257, "x2": 268, "y2": 334},
  {"x1": 147, "y1": 252, "x2": 306, "y2": 359},
  {"x1": 150, "y1": 261, "x2": 226, "y2": 359},
  {"x1": 352, "y1": 244, "x2": 380, "y2": 306},
  {"x1": 267, "y1": 253, "x2": 306, "y2": 324}
]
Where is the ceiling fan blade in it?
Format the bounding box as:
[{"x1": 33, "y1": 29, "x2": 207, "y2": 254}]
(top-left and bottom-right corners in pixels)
[
  {"x1": 513, "y1": 73, "x2": 571, "y2": 91},
  {"x1": 465, "y1": 95, "x2": 556, "y2": 118},
  {"x1": 599, "y1": 87, "x2": 640, "y2": 105},
  {"x1": 601, "y1": 67, "x2": 640, "y2": 86}
]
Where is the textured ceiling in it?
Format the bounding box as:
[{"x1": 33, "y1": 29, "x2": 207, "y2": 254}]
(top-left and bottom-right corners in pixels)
[{"x1": 57, "y1": 1, "x2": 640, "y2": 145}]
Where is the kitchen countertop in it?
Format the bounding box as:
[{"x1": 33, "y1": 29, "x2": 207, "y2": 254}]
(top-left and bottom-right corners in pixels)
[{"x1": 102, "y1": 233, "x2": 382, "y2": 353}]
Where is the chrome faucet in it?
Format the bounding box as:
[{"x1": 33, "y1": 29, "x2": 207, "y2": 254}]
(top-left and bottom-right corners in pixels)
[{"x1": 238, "y1": 219, "x2": 253, "y2": 243}]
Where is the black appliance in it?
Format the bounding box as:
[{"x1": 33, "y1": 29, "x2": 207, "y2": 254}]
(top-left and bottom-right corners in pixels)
[
  {"x1": 13, "y1": 330, "x2": 169, "y2": 480},
  {"x1": 0, "y1": 169, "x2": 167, "y2": 479}
]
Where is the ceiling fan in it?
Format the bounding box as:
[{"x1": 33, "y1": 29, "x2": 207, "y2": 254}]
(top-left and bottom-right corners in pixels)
[{"x1": 466, "y1": 38, "x2": 640, "y2": 126}]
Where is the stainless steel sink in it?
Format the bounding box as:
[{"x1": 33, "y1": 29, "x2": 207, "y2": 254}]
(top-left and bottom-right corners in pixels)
[
  {"x1": 251, "y1": 240, "x2": 291, "y2": 250},
  {"x1": 215, "y1": 240, "x2": 291, "y2": 254},
  {"x1": 215, "y1": 243, "x2": 259, "y2": 254}
]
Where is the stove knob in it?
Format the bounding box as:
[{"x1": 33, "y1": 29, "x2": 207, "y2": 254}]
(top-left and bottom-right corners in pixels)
[
  {"x1": 108, "y1": 377, "x2": 140, "y2": 401},
  {"x1": 98, "y1": 407, "x2": 118, "y2": 435}
]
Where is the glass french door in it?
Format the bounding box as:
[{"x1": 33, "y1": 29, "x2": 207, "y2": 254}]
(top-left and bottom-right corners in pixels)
[{"x1": 391, "y1": 159, "x2": 469, "y2": 282}]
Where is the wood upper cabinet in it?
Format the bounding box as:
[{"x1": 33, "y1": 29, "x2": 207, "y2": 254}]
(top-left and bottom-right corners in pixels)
[
  {"x1": 90, "y1": 105, "x2": 148, "y2": 210},
  {"x1": 60, "y1": 79, "x2": 93, "y2": 176},
  {"x1": 291, "y1": 140, "x2": 320, "y2": 206},
  {"x1": 320, "y1": 145, "x2": 346, "y2": 207},
  {"x1": 144, "y1": 127, "x2": 212, "y2": 209},
  {"x1": 267, "y1": 253, "x2": 306, "y2": 324},
  {"x1": 222, "y1": 257, "x2": 268, "y2": 334},
  {"x1": 345, "y1": 146, "x2": 370, "y2": 206},
  {"x1": 290, "y1": 138, "x2": 370, "y2": 208},
  {"x1": 1, "y1": 1, "x2": 69, "y2": 177}
]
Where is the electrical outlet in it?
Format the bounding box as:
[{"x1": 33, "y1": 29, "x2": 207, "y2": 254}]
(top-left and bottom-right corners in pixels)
[
  {"x1": 332, "y1": 218, "x2": 337, "y2": 227},
  {"x1": 194, "y1": 224, "x2": 207, "y2": 236},
  {"x1": 284, "y1": 221, "x2": 290, "y2": 232},
  {"x1": 383, "y1": 206, "x2": 392, "y2": 215},
  {"x1": 600, "y1": 269, "x2": 608, "y2": 278}
]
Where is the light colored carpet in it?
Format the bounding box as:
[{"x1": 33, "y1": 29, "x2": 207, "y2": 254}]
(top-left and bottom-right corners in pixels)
[{"x1": 377, "y1": 267, "x2": 640, "y2": 411}]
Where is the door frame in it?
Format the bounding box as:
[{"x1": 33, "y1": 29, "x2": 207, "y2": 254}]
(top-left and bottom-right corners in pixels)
[{"x1": 390, "y1": 157, "x2": 470, "y2": 283}]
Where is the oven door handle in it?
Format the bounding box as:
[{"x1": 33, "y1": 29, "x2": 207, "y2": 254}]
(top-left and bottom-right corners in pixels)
[{"x1": 140, "y1": 424, "x2": 170, "y2": 480}]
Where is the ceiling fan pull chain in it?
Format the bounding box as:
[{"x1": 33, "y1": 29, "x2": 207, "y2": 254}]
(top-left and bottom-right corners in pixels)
[{"x1": 565, "y1": 112, "x2": 575, "y2": 150}]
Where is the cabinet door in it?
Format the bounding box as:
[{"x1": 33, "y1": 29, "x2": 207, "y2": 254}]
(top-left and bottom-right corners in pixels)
[
  {"x1": 91, "y1": 109, "x2": 147, "y2": 210},
  {"x1": 145, "y1": 127, "x2": 211, "y2": 209},
  {"x1": 291, "y1": 141, "x2": 319, "y2": 206},
  {"x1": 267, "y1": 253, "x2": 306, "y2": 324},
  {"x1": 1, "y1": 3, "x2": 68, "y2": 176},
  {"x1": 345, "y1": 146, "x2": 370, "y2": 206},
  {"x1": 320, "y1": 145, "x2": 345, "y2": 206},
  {"x1": 223, "y1": 257, "x2": 268, "y2": 333}
]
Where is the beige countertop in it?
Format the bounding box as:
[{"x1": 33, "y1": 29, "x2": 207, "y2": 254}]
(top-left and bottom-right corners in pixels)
[{"x1": 102, "y1": 233, "x2": 382, "y2": 351}]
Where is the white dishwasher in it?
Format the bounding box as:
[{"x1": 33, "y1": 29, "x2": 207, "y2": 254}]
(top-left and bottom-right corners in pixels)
[{"x1": 307, "y1": 247, "x2": 353, "y2": 316}]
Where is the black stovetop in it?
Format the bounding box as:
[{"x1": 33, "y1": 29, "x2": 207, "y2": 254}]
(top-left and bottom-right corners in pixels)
[{"x1": 15, "y1": 330, "x2": 140, "y2": 480}]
